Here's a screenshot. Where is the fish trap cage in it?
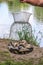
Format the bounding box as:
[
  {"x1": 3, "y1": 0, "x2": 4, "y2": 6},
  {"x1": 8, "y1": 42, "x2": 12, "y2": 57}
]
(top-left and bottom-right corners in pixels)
[{"x1": 9, "y1": 12, "x2": 32, "y2": 40}]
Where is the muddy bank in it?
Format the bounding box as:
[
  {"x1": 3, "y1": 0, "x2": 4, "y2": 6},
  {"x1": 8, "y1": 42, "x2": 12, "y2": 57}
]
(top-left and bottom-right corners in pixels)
[{"x1": 0, "y1": 39, "x2": 43, "y2": 62}]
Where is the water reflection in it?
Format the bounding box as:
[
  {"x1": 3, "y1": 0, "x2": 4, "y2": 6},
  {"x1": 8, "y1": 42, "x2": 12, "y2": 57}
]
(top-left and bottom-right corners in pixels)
[
  {"x1": 34, "y1": 7, "x2": 43, "y2": 22},
  {"x1": 8, "y1": 0, "x2": 29, "y2": 12},
  {"x1": 0, "y1": 2, "x2": 43, "y2": 47},
  {"x1": 0, "y1": 2, "x2": 14, "y2": 38},
  {"x1": 28, "y1": 6, "x2": 43, "y2": 47}
]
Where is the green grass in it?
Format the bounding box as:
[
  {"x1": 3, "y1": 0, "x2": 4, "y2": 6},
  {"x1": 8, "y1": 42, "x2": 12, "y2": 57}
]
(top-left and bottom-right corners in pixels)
[{"x1": 0, "y1": 59, "x2": 43, "y2": 65}]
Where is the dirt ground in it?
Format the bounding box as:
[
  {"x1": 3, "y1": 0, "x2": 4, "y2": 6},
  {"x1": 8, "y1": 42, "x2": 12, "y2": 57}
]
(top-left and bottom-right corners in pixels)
[{"x1": 0, "y1": 39, "x2": 43, "y2": 62}]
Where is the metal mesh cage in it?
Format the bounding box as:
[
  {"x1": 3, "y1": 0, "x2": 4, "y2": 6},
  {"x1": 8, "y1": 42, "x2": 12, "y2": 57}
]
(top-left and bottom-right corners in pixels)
[
  {"x1": 12, "y1": 12, "x2": 32, "y2": 22},
  {"x1": 9, "y1": 12, "x2": 32, "y2": 40}
]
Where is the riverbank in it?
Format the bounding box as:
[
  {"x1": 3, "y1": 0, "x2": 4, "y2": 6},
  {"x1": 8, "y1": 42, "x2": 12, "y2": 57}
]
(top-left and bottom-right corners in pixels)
[{"x1": 0, "y1": 39, "x2": 43, "y2": 65}]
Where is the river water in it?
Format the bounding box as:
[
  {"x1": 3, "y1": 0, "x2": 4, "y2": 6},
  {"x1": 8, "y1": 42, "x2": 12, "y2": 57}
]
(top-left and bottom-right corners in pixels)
[{"x1": 0, "y1": 2, "x2": 43, "y2": 47}]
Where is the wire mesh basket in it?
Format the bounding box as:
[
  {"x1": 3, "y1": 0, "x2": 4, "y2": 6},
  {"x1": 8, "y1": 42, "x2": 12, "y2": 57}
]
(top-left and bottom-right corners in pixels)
[{"x1": 9, "y1": 12, "x2": 32, "y2": 40}]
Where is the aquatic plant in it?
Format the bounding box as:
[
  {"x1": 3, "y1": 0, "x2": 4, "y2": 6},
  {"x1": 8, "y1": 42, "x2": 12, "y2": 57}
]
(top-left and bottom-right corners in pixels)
[{"x1": 17, "y1": 25, "x2": 39, "y2": 46}]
